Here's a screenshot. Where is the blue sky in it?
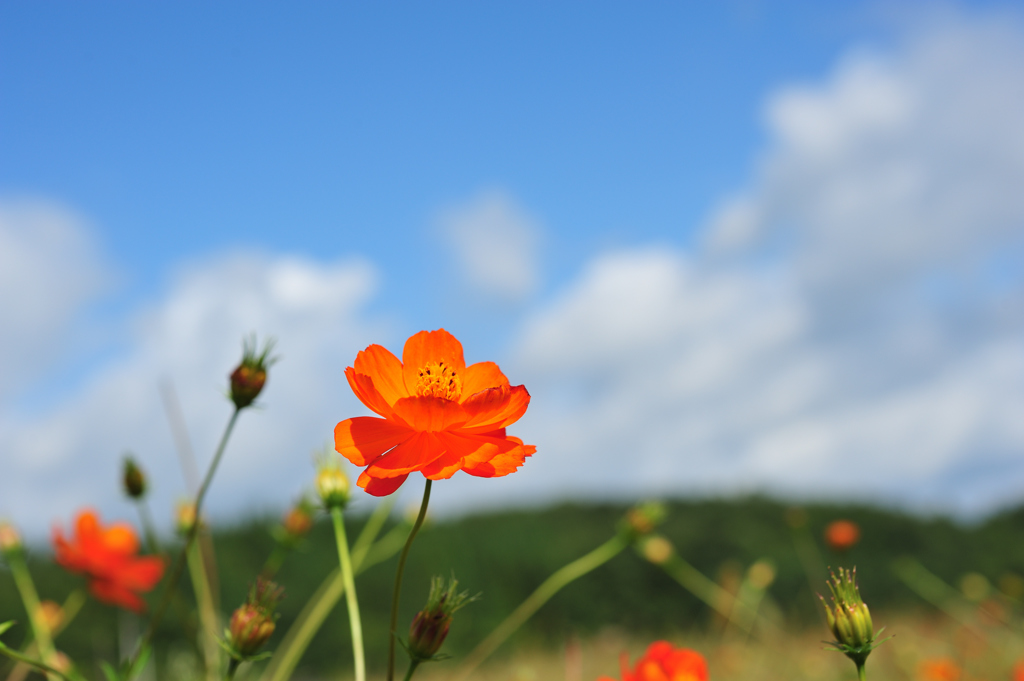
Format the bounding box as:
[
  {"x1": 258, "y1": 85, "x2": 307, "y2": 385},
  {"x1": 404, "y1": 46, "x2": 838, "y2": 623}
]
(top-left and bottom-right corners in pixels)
[{"x1": 2, "y1": 1, "x2": 1024, "y2": 535}]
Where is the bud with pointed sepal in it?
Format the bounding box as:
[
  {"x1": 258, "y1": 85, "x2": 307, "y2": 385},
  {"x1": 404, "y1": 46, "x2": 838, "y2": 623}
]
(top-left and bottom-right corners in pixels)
[
  {"x1": 819, "y1": 567, "x2": 888, "y2": 676},
  {"x1": 123, "y1": 456, "x2": 147, "y2": 499},
  {"x1": 226, "y1": 578, "x2": 284, "y2": 659},
  {"x1": 315, "y1": 455, "x2": 351, "y2": 510},
  {"x1": 407, "y1": 575, "x2": 478, "y2": 663},
  {"x1": 0, "y1": 520, "x2": 21, "y2": 557},
  {"x1": 229, "y1": 335, "x2": 277, "y2": 410}
]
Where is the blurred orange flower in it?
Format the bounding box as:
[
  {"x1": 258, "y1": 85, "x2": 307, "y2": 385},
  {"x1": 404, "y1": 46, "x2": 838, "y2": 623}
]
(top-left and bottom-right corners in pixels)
[
  {"x1": 1013, "y1": 658, "x2": 1024, "y2": 681},
  {"x1": 598, "y1": 641, "x2": 709, "y2": 681},
  {"x1": 919, "y1": 657, "x2": 961, "y2": 681},
  {"x1": 335, "y1": 329, "x2": 536, "y2": 496},
  {"x1": 53, "y1": 510, "x2": 164, "y2": 613},
  {"x1": 824, "y1": 519, "x2": 860, "y2": 552}
]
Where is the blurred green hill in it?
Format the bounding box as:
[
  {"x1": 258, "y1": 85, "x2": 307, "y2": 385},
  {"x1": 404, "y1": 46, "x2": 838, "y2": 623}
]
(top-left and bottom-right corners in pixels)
[{"x1": 3, "y1": 496, "x2": 1024, "y2": 678}]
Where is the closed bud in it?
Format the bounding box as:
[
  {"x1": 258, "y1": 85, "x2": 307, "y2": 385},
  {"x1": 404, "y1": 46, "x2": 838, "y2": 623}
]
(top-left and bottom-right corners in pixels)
[
  {"x1": 37, "y1": 600, "x2": 64, "y2": 635},
  {"x1": 407, "y1": 575, "x2": 477, "y2": 663},
  {"x1": 228, "y1": 578, "x2": 284, "y2": 659},
  {"x1": 0, "y1": 520, "x2": 21, "y2": 556},
  {"x1": 620, "y1": 501, "x2": 666, "y2": 539},
  {"x1": 820, "y1": 566, "x2": 885, "y2": 669},
  {"x1": 123, "y1": 456, "x2": 147, "y2": 499},
  {"x1": 315, "y1": 460, "x2": 350, "y2": 510},
  {"x1": 176, "y1": 500, "x2": 199, "y2": 536},
  {"x1": 640, "y1": 536, "x2": 674, "y2": 565},
  {"x1": 282, "y1": 501, "x2": 314, "y2": 539},
  {"x1": 229, "y1": 335, "x2": 277, "y2": 410}
]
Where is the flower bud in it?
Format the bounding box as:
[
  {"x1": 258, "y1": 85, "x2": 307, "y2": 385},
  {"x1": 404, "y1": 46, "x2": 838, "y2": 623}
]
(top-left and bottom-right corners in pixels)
[
  {"x1": 407, "y1": 575, "x2": 477, "y2": 663},
  {"x1": 0, "y1": 520, "x2": 21, "y2": 556},
  {"x1": 123, "y1": 456, "x2": 147, "y2": 499},
  {"x1": 640, "y1": 535, "x2": 674, "y2": 565},
  {"x1": 620, "y1": 501, "x2": 666, "y2": 540},
  {"x1": 316, "y1": 465, "x2": 350, "y2": 510},
  {"x1": 229, "y1": 336, "x2": 277, "y2": 410},
  {"x1": 228, "y1": 578, "x2": 284, "y2": 659},
  {"x1": 37, "y1": 600, "x2": 64, "y2": 635},
  {"x1": 176, "y1": 500, "x2": 199, "y2": 536},
  {"x1": 820, "y1": 567, "x2": 884, "y2": 667},
  {"x1": 282, "y1": 501, "x2": 314, "y2": 539}
]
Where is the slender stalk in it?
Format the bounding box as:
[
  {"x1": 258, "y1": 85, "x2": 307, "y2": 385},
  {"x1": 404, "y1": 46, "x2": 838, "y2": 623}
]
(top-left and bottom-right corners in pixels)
[
  {"x1": 332, "y1": 508, "x2": 365, "y2": 681},
  {"x1": 187, "y1": 542, "x2": 221, "y2": 681},
  {"x1": 0, "y1": 646, "x2": 72, "y2": 681},
  {"x1": 134, "y1": 501, "x2": 161, "y2": 555},
  {"x1": 260, "y1": 545, "x2": 288, "y2": 579},
  {"x1": 259, "y1": 498, "x2": 397, "y2": 681},
  {"x1": 130, "y1": 407, "x2": 241, "y2": 671},
  {"x1": 7, "y1": 553, "x2": 58, "y2": 680},
  {"x1": 225, "y1": 658, "x2": 240, "y2": 681},
  {"x1": 454, "y1": 535, "x2": 628, "y2": 681},
  {"x1": 387, "y1": 479, "x2": 432, "y2": 681},
  {"x1": 5, "y1": 590, "x2": 86, "y2": 681},
  {"x1": 857, "y1": 662, "x2": 867, "y2": 681},
  {"x1": 402, "y1": 660, "x2": 421, "y2": 681}
]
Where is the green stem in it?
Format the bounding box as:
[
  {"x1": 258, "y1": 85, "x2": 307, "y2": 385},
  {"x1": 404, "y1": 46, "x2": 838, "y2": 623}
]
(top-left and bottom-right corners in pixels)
[
  {"x1": 0, "y1": 644, "x2": 73, "y2": 681},
  {"x1": 135, "y1": 500, "x2": 161, "y2": 555},
  {"x1": 454, "y1": 535, "x2": 628, "y2": 681},
  {"x1": 187, "y1": 542, "x2": 221, "y2": 681},
  {"x1": 332, "y1": 508, "x2": 365, "y2": 681},
  {"x1": 130, "y1": 407, "x2": 241, "y2": 672},
  {"x1": 402, "y1": 659, "x2": 421, "y2": 681},
  {"x1": 387, "y1": 479, "x2": 432, "y2": 681},
  {"x1": 225, "y1": 658, "x2": 240, "y2": 680},
  {"x1": 259, "y1": 497, "x2": 397, "y2": 681},
  {"x1": 8, "y1": 552, "x2": 58, "y2": 679},
  {"x1": 857, "y1": 661, "x2": 867, "y2": 681},
  {"x1": 260, "y1": 544, "x2": 288, "y2": 579}
]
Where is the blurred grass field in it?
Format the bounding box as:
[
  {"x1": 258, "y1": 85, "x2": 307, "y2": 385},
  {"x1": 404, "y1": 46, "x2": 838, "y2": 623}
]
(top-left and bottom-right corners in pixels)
[{"x1": 5, "y1": 496, "x2": 1024, "y2": 680}]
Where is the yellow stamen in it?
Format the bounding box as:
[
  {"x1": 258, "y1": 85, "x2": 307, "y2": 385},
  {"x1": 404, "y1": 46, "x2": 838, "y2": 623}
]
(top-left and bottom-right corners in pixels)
[{"x1": 416, "y1": 361, "x2": 462, "y2": 401}]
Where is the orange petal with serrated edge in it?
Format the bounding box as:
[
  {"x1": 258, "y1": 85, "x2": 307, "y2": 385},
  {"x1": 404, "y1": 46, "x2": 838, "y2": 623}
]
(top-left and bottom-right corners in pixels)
[
  {"x1": 401, "y1": 329, "x2": 466, "y2": 396},
  {"x1": 335, "y1": 417, "x2": 412, "y2": 466}
]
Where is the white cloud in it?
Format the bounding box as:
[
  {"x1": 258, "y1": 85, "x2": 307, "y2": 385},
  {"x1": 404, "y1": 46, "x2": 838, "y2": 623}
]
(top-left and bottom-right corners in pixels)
[
  {"x1": 489, "y1": 13, "x2": 1024, "y2": 517},
  {"x1": 0, "y1": 200, "x2": 109, "y2": 401},
  {"x1": 0, "y1": 250, "x2": 385, "y2": 536},
  {"x1": 438, "y1": 190, "x2": 541, "y2": 302}
]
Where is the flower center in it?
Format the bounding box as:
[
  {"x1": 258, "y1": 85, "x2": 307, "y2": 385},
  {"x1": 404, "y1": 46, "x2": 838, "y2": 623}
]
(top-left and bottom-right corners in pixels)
[{"x1": 415, "y1": 361, "x2": 462, "y2": 401}]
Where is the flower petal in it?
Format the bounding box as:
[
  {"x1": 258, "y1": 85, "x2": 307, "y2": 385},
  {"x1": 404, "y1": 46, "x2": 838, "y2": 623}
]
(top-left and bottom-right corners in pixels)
[
  {"x1": 401, "y1": 329, "x2": 466, "y2": 395},
  {"x1": 90, "y1": 578, "x2": 146, "y2": 613},
  {"x1": 391, "y1": 396, "x2": 468, "y2": 432},
  {"x1": 345, "y1": 368, "x2": 413, "y2": 423},
  {"x1": 439, "y1": 432, "x2": 534, "y2": 478},
  {"x1": 115, "y1": 556, "x2": 166, "y2": 591},
  {"x1": 335, "y1": 417, "x2": 413, "y2": 467},
  {"x1": 460, "y1": 384, "x2": 531, "y2": 432},
  {"x1": 353, "y1": 344, "x2": 409, "y2": 406},
  {"x1": 364, "y1": 431, "x2": 444, "y2": 477},
  {"x1": 460, "y1": 361, "x2": 509, "y2": 398},
  {"x1": 357, "y1": 470, "x2": 410, "y2": 497}
]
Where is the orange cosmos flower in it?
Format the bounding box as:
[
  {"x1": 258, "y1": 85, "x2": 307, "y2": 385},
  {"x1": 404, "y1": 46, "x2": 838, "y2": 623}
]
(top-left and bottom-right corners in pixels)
[
  {"x1": 335, "y1": 329, "x2": 535, "y2": 496},
  {"x1": 1012, "y1": 658, "x2": 1024, "y2": 681},
  {"x1": 824, "y1": 519, "x2": 860, "y2": 552},
  {"x1": 53, "y1": 510, "x2": 164, "y2": 613},
  {"x1": 598, "y1": 641, "x2": 709, "y2": 681},
  {"x1": 918, "y1": 658, "x2": 961, "y2": 681}
]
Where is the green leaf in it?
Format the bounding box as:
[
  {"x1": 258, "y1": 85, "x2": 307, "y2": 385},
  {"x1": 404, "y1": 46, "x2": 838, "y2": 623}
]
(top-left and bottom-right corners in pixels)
[
  {"x1": 0, "y1": 621, "x2": 15, "y2": 637},
  {"x1": 100, "y1": 661, "x2": 122, "y2": 681}
]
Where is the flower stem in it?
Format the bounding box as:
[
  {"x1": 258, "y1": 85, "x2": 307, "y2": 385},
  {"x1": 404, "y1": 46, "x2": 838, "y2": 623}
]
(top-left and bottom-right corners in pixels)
[
  {"x1": 454, "y1": 534, "x2": 628, "y2": 681},
  {"x1": 402, "y1": 659, "x2": 421, "y2": 681},
  {"x1": 8, "y1": 552, "x2": 58, "y2": 679},
  {"x1": 187, "y1": 541, "x2": 221, "y2": 681},
  {"x1": 387, "y1": 479, "x2": 432, "y2": 681},
  {"x1": 130, "y1": 407, "x2": 241, "y2": 673},
  {"x1": 134, "y1": 499, "x2": 161, "y2": 555},
  {"x1": 225, "y1": 658, "x2": 240, "y2": 681},
  {"x1": 857, "y1": 662, "x2": 867, "y2": 681},
  {"x1": 332, "y1": 508, "x2": 365, "y2": 681}
]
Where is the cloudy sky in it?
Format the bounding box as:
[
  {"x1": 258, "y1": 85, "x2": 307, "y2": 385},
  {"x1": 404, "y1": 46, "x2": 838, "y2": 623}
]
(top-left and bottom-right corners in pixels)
[{"x1": 2, "y1": 1, "x2": 1023, "y2": 536}]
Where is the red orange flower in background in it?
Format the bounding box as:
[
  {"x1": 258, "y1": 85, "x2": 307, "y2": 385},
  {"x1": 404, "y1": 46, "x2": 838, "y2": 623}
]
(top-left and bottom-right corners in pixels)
[
  {"x1": 335, "y1": 329, "x2": 536, "y2": 496},
  {"x1": 53, "y1": 510, "x2": 164, "y2": 612},
  {"x1": 918, "y1": 657, "x2": 961, "y2": 681},
  {"x1": 824, "y1": 519, "x2": 860, "y2": 552},
  {"x1": 599, "y1": 641, "x2": 709, "y2": 681}
]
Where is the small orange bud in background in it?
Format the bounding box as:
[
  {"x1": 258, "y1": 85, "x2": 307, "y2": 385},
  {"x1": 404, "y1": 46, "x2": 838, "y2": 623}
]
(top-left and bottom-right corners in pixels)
[
  {"x1": 407, "y1": 575, "x2": 477, "y2": 663},
  {"x1": 229, "y1": 335, "x2": 277, "y2": 410},
  {"x1": 825, "y1": 520, "x2": 860, "y2": 552},
  {"x1": 918, "y1": 657, "x2": 961, "y2": 681},
  {"x1": 123, "y1": 456, "x2": 147, "y2": 499},
  {"x1": 37, "y1": 600, "x2": 64, "y2": 634},
  {"x1": 228, "y1": 578, "x2": 284, "y2": 659},
  {"x1": 640, "y1": 536, "x2": 674, "y2": 565},
  {"x1": 282, "y1": 502, "x2": 314, "y2": 539},
  {"x1": 0, "y1": 520, "x2": 21, "y2": 555},
  {"x1": 176, "y1": 501, "x2": 199, "y2": 536},
  {"x1": 620, "y1": 502, "x2": 666, "y2": 540},
  {"x1": 1011, "y1": 658, "x2": 1024, "y2": 681}
]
